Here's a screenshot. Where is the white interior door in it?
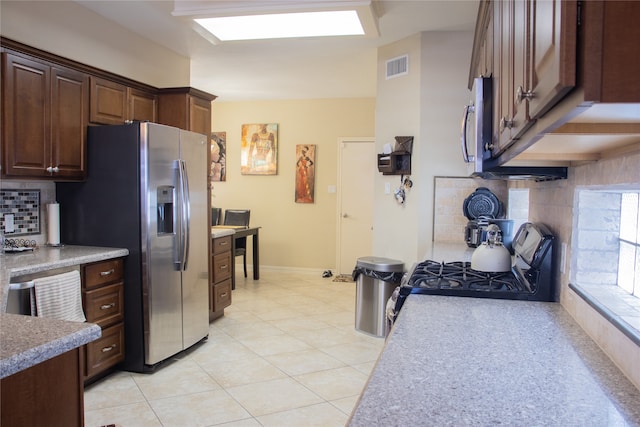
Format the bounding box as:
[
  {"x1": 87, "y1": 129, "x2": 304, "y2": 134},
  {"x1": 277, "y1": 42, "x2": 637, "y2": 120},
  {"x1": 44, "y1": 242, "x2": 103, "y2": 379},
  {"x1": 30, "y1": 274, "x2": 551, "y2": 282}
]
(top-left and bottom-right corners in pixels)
[{"x1": 337, "y1": 138, "x2": 375, "y2": 275}]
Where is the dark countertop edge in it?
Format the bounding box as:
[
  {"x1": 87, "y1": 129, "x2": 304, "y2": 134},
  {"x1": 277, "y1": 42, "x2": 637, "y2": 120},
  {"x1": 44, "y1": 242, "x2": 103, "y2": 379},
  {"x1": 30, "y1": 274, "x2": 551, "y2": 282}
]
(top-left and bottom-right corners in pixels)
[{"x1": 0, "y1": 316, "x2": 101, "y2": 379}]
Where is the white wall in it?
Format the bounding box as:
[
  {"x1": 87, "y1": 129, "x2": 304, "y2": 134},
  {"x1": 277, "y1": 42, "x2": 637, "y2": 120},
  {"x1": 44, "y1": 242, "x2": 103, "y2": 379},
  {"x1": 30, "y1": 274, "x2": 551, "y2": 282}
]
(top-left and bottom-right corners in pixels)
[
  {"x1": 211, "y1": 99, "x2": 376, "y2": 271},
  {"x1": 373, "y1": 31, "x2": 473, "y2": 266},
  {"x1": 0, "y1": 1, "x2": 190, "y2": 87}
]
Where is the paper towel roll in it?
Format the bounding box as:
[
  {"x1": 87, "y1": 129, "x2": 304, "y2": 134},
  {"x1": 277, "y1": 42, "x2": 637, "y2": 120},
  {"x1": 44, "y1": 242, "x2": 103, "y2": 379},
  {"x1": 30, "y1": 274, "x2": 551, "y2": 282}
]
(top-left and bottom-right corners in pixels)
[{"x1": 47, "y1": 203, "x2": 60, "y2": 245}]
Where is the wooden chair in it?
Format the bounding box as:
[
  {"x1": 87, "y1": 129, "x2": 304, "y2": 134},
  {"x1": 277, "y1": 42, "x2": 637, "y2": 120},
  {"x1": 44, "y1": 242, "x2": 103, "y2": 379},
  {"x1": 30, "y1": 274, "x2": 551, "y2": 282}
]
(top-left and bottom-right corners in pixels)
[
  {"x1": 211, "y1": 207, "x2": 221, "y2": 226},
  {"x1": 224, "y1": 209, "x2": 250, "y2": 277}
]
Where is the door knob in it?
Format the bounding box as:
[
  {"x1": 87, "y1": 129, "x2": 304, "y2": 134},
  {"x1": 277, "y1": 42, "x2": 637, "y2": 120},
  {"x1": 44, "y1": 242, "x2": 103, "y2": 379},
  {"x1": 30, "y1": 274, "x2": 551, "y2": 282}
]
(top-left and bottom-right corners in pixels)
[{"x1": 343, "y1": 213, "x2": 349, "y2": 218}]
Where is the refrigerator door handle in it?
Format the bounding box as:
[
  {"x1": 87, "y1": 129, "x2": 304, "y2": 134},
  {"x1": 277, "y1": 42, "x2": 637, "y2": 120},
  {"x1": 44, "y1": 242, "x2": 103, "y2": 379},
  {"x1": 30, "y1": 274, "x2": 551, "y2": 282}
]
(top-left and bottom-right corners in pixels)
[
  {"x1": 180, "y1": 160, "x2": 191, "y2": 271},
  {"x1": 173, "y1": 160, "x2": 184, "y2": 270}
]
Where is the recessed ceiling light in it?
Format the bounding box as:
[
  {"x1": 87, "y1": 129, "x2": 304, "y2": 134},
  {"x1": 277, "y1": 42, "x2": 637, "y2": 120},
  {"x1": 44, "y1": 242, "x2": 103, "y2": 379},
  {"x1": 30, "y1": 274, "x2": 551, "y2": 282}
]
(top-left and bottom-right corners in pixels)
[{"x1": 194, "y1": 10, "x2": 364, "y2": 41}]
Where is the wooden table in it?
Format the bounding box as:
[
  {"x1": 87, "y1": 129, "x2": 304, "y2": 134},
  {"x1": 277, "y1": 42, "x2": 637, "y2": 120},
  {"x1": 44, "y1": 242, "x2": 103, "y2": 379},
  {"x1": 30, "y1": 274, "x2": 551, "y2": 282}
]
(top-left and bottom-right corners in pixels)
[{"x1": 211, "y1": 226, "x2": 260, "y2": 285}]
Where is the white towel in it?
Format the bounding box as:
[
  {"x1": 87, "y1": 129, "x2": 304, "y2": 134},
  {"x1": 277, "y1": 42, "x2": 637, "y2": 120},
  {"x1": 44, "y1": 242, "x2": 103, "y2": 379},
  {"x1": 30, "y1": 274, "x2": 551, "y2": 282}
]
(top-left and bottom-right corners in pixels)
[{"x1": 34, "y1": 270, "x2": 86, "y2": 322}]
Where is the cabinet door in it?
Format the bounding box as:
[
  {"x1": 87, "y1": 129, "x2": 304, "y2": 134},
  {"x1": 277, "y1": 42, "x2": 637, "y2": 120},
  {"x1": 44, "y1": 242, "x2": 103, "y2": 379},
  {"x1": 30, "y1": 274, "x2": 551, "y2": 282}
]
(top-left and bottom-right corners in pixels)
[
  {"x1": 90, "y1": 76, "x2": 127, "y2": 125},
  {"x1": 189, "y1": 95, "x2": 212, "y2": 137},
  {"x1": 51, "y1": 66, "x2": 88, "y2": 179},
  {"x1": 494, "y1": 0, "x2": 531, "y2": 153},
  {"x1": 129, "y1": 88, "x2": 157, "y2": 122},
  {"x1": 510, "y1": 0, "x2": 529, "y2": 139},
  {"x1": 528, "y1": 0, "x2": 577, "y2": 118},
  {"x1": 2, "y1": 53, "x2": 51, "y2": 177},
  {"x1": 492, "y1": 0, "x2": 506, "y2": 153}
]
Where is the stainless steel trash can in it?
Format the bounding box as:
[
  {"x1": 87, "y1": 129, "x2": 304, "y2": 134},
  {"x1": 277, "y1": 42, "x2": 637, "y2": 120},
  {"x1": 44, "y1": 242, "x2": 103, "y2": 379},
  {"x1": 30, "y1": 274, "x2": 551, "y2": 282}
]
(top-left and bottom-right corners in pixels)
[{"x1": 354, "y1": 256, "x2": 404, "y2": 337}]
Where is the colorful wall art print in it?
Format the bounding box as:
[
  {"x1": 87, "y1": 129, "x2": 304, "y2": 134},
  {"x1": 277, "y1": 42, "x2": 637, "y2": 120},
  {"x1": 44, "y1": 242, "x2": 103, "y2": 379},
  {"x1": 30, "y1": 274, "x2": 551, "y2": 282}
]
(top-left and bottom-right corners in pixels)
[
  {"x1": 211, "y1": 131, "x2": 226, "y2": 182},
  {"x1": 295, "y1": 144, "x2": 316, "y2": 203},
  {"x1": 241, "y1": 123, "x2": 278, "y2": 175}
]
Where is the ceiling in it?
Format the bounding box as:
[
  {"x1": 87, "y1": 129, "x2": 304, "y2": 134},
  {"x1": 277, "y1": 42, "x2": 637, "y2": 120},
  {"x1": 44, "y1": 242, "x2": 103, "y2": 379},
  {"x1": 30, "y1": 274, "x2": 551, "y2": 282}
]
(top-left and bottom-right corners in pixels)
[{"x1": 74, "y1": 0, "x2": 479, "y2": 101}]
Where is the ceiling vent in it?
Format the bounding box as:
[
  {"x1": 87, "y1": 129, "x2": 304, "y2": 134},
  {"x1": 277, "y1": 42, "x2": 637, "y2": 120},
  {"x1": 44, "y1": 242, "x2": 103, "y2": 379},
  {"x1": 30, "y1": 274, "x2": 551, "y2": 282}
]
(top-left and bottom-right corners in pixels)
[{"x1": 386, "y1": 55, "x2": 408, "y2": 79}]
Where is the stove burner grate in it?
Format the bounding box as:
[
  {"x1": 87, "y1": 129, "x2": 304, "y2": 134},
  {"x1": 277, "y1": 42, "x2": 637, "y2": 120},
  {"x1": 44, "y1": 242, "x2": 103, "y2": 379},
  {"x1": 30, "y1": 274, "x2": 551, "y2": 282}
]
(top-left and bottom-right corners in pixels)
[{"x1": 408, "y1": 261, "x2": 524, "y2": 293}]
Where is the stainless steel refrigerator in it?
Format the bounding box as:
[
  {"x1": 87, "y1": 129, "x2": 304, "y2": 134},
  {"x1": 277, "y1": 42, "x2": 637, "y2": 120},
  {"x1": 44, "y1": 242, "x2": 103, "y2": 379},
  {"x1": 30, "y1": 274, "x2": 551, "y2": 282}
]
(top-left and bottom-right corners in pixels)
[{"x1": 56, "y1": 122, "x2": 209, "y2": 372}]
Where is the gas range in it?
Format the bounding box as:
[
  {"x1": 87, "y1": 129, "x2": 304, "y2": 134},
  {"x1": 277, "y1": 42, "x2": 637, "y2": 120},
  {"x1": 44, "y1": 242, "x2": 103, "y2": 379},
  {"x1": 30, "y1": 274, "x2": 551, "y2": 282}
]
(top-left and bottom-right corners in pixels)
[
  {"x1": 407, "y1": 260, "x2": 532, "y2": 297},
  {"x1": 390, "y1": 222, "x2": 556, "y2": 323}
]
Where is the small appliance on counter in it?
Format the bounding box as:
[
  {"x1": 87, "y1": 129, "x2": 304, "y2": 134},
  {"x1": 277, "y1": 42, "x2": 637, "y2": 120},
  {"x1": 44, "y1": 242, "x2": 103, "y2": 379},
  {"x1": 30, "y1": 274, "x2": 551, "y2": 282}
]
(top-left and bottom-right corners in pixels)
[
  {"x1": 462, "y1": 187, "x2": 514, "y2": 250},
  {"x1": 389, "y1": 222, "x2": 555, "y2": 326}
]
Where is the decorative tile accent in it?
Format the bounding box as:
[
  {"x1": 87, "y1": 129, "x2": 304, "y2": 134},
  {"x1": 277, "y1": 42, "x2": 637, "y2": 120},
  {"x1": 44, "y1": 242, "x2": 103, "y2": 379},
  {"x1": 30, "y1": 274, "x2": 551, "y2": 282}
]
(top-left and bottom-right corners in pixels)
[{"x1": 0, "y1": 189, "x2": 41, "y2": 236}]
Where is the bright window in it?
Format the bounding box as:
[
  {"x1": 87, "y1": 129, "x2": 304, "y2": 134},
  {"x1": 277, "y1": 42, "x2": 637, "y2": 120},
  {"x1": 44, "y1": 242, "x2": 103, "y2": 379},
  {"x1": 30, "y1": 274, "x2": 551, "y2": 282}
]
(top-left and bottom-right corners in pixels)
[
  {"x1": 571, "y1": 187, "x2": 640, "y2": 344},
  {"x1": 618, "y1": 192, "x2": 640, "y2": 297},
  {"x1": 195, "y1": 11, "x2": 364, "y2": 41}
]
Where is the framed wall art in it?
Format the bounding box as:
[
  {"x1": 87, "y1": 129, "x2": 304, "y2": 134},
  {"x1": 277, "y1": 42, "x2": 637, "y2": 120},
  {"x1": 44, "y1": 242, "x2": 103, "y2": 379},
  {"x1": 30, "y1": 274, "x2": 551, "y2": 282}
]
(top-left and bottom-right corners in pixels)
[
  {"x1": 211, "y1": 131, "x2": 226, "y2": 182},
  {"x1": 241, "y1": 123, "x2": 278, "y2": 175},
  {"x1": 295, "y1": 144, "x2": 316, "y2": 203}
]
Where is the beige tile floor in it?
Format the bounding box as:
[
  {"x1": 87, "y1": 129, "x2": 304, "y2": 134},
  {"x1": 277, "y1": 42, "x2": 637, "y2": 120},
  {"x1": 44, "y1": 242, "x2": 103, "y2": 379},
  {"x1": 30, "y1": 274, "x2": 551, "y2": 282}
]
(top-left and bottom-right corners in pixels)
[{"x1": 84, "y1": 270, "x2": 385, "y2": 427}]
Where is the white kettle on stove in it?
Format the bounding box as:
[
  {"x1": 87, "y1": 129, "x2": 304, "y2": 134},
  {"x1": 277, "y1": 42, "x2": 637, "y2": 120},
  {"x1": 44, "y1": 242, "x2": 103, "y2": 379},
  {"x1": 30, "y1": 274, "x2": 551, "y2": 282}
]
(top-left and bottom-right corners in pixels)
[{"x1": 471, "y1": 224, "x2": 512, "y2": 272}]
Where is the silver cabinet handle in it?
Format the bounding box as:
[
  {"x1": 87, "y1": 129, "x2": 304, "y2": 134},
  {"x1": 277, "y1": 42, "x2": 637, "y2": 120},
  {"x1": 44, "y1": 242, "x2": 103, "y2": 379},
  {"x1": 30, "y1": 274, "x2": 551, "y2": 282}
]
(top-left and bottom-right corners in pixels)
[
  {"x1": 516, "y1": 85, "x2": 534, "y2": 104},
  {"x1": 101, "y1": 344, "x2": 117, "y2": 353},
  {"x1": 220, "y1": 241, "x2": 229, "y2": 246},
  {"x1": 220, "y1": 265, "x2": 228, "y2": 270},
  {"x1": 499, "y1": 117, "x2": 514, "y2": 132},
  {"x1": 100, "y1": 303, "x2": 116, "y2": 310},
  {"x1": 220, "y1": 292, "x2": 228, "y2": 298},
  {"x1": 100, "y1": 269, "x2": 115, "y2": 276}
]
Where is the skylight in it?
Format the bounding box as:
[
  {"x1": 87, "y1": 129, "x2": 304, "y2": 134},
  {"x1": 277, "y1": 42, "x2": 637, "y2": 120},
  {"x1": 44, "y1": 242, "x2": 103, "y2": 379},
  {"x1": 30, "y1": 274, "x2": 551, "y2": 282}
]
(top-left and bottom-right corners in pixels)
[{"x1": 194, "y1": 10, "x2": 364, "y2": 41}]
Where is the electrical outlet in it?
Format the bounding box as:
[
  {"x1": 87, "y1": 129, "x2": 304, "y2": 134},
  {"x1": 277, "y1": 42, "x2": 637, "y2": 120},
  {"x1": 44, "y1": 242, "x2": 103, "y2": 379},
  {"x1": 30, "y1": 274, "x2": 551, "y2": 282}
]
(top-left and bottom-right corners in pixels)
[
  {"x1": 5, "y1": 214, "x2": 15, "y2": 233},
  {"x1": 385, "y1": 182, "x2": 391, "y2": 194},
  {"x1": 560, "y1": 242, "x2": 567, "y2": 274}
]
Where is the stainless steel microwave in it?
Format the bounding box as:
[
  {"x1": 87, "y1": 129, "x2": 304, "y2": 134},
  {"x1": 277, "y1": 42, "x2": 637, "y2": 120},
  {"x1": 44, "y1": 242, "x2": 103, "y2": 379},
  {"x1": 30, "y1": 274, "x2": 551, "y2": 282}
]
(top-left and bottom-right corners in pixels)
[
  {"x1": 461, "y1": 77, "x2": 493, "y2": 177},
  {"x1": 461, "y1": 77, "x2": 567, "y2": 181}
]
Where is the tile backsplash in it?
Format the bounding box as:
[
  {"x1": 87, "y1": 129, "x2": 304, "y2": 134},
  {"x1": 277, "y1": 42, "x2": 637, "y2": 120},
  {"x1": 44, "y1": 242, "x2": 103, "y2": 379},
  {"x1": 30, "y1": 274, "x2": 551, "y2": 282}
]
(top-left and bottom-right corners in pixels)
[
  {"x1": 0, "y1": 180, "x2": 55, "y2": 244},
  {"x1": 514, "y1": 149, "x2": 640, "y2": 390},
  {"x1": 1, "y1": 189, "x2": 41, "y2": 235}
]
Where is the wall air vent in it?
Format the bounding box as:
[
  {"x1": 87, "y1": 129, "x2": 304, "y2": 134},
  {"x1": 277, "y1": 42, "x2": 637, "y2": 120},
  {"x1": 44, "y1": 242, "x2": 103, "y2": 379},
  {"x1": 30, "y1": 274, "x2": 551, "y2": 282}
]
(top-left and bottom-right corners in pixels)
[{"x1": 386, "y1": 55, "x2": 409, "y2": 79}]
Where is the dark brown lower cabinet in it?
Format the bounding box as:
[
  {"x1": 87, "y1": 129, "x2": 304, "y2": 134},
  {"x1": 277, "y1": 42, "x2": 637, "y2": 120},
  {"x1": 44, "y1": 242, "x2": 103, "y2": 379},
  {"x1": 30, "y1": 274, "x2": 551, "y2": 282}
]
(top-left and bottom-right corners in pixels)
[{"x1": 1, "y1": 348, "x2": 84, "y2": 427}]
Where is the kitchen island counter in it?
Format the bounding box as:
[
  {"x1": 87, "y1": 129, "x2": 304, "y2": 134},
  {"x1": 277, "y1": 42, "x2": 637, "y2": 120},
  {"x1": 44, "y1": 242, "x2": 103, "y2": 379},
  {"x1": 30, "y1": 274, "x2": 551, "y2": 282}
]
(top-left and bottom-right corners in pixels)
[
  {"x1": 348, "y1": 295, "x2": 640, "y2": 426},
  {"x1": 0, "y1": 313, "x2": 100, "y2": 378}
]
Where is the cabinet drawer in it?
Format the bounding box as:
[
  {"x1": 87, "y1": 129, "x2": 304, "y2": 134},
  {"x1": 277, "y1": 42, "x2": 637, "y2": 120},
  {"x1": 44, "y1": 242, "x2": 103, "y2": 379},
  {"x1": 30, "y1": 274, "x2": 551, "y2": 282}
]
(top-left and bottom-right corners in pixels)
[
  {"x1": 212, "y1": 235, "x2": 232, "y2": 255},
  {"x1": 213, "y1": 251, "x2": 232, "y2": 282},
  {"x1": 85, "y1": 323, "x2": 124, "y2": 379},
  {"x1": 83, "y1": 258, "x2": 124, "y2": 290},
  {"x1": 84, "y1": 282, "x2": 123, "y2": 328},
  {"x1": 213, "y1": 279, "x2": 232, "y2": 310}
]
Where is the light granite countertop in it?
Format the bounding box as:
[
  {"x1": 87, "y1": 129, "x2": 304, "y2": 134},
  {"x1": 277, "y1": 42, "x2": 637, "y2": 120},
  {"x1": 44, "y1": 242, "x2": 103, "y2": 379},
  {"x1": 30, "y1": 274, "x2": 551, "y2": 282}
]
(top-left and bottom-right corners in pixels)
[
  {"x1": 211, "y1": 226, "x2": 236, "y2": 238},
  {"x1": 0, "y1": 245, "x2": 128, "y2": 378},
  {"x1": 0, "y1": 313, "x2": 101, "y2": 378},
  {"x1": 348, "y1": 295, "x2": 640, "y2": 426},
  {"x1": 1, "y1": 245, "x2": 129, "y2": 311}
]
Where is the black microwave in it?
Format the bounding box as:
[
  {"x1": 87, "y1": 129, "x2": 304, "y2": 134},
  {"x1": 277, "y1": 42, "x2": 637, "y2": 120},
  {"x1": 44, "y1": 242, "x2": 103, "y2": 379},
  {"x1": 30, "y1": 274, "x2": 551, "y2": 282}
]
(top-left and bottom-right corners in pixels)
[{"x1": 461, "y1": 77, "x2": 567, "y2": 182}]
